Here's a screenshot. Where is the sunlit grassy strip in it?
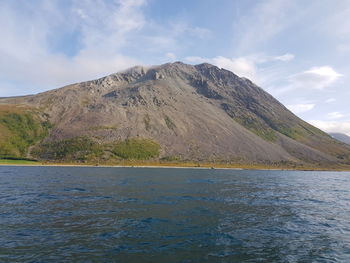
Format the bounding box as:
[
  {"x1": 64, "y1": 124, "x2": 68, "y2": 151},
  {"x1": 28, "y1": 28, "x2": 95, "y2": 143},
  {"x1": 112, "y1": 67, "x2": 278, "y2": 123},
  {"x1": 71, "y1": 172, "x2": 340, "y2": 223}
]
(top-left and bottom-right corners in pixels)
[
  {"x1": 33, "y1": 137, "x2": 161, "y2": 161},
  {"x1": 0, "y1": 159, "x2": 39, "y2": 165},
  {"x1": 2, "y1": 160, "x2": 348, "y2": 171},
  {"x1": 98, "y1": 161, "x2": 350, "y2": 171},
  {"x1": 111, "y1": 139, "x2": 160, "y2": 159}
]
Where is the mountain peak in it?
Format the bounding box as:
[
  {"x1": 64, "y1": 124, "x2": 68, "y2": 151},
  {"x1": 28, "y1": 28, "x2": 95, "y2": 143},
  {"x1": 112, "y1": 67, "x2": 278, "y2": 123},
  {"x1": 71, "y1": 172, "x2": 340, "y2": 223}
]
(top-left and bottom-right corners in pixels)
[
  {"x1": 120, "y1": 65, "x2": 150, "y2": 76},
  {"x1": 1, "y1": 61, "x2": 349, "y2": 167},
  {"x1": 195, "y1": 62, "x2": 217, "y2": 69}
]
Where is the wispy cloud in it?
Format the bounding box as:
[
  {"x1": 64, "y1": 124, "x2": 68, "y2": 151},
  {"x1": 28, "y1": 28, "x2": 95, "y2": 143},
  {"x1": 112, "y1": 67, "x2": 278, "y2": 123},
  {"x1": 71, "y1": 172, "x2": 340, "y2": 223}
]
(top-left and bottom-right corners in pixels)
[
  {"x1": 185, "y1": 55, "x2": 258, "y2": 80},
  {"x1": 170, "y1": 22, "x2": 212, "y2": 39},
  {"x1": 164, "y1": 52, "x2": 177, "y2": 61},
  {"x1": 212, "y1": 56, "x2": 257, "y2": 81},
  {"x1": 326, "y1": 111, "x2": 346, "y2": 120},
  {"x1": 325, "y1": 98, "x2": 336, "y2": 103},
  {"x1": 309, "y1": 120, "x2": 350, "y2": 136},
  {"x1": 289, "y1": 66, "x2": 342, "y2": 90},
  {"x1": 0, "y1": 0, "x2": 147, "y2": 95},
  {"x1": 184, "y1": 52, "x2": 294, "y2": 85},
  {"x1": 232, "y1": 0, "x2": 295, "y2": 53},
  {"x1": 0, "y1": 0, "x2": 212, "y2": 96},
  {"x1": 337, "y1": 43, "x2": 350, "y2": 53},
  {"x1": 273, "y1": 53, "x2": 294, "y2": 62},
  {"x1": 286, "y1": 103, "x2": 315, "y2": 114},
  {"x1": 271, "y1": 66, "x2": 344, "y2": 97},
  {"x1": 0, "y1": 0, "x2": 349, "y2": 130}
]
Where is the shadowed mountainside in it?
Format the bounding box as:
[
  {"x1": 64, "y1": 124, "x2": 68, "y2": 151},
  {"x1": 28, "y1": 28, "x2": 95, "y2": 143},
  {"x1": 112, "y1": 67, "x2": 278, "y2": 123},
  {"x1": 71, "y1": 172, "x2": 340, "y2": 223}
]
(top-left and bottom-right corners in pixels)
[{"x1": 1, "y1": 62, "x2": 349, "y2": 167}]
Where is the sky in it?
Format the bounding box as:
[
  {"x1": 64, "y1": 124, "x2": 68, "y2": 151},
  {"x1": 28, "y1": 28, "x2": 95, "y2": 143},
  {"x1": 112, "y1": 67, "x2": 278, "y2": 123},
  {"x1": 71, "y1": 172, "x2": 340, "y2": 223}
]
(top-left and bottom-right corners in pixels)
[{"x1": 1, "y1": 0, "x2": 350, "y2": 135}]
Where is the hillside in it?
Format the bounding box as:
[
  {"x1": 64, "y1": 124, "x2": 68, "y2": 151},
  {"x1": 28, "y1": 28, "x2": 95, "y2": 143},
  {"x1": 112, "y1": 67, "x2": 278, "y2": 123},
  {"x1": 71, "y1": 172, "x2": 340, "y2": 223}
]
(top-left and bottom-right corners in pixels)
[
  {"x1": 1, "y1": 62, "x2": 349, "y2": 168},
  {"x1": 330, "y1": 133, "x2": 350, "y2": 145}
]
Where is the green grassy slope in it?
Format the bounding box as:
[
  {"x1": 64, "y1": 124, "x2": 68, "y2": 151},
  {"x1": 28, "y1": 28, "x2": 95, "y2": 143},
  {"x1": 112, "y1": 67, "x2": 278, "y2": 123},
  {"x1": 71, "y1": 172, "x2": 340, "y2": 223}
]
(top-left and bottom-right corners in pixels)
[
  {"x1": 0, "y1": 105, "x2": 51, "y2": 158},
  {"x1": 33, "y1": 137, "x2": 161, "y2": 162}
]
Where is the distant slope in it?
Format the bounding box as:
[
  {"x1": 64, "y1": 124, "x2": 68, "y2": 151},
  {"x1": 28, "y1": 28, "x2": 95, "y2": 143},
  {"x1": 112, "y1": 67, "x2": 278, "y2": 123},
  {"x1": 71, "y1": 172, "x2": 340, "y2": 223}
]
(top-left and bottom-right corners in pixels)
[
  {"x1": 0, "y1": 62, "x2": 349, "y2": 167},
  {"x1": 330, "y1": 133, "x2": 350, "y2": 145}
]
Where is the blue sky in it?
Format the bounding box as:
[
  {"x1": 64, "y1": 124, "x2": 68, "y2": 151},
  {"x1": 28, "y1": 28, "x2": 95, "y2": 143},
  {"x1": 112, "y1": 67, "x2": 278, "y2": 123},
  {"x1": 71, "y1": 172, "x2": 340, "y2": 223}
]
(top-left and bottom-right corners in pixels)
[{"x1": 1, "y1": 0, "x2": 350, "y2": 135}]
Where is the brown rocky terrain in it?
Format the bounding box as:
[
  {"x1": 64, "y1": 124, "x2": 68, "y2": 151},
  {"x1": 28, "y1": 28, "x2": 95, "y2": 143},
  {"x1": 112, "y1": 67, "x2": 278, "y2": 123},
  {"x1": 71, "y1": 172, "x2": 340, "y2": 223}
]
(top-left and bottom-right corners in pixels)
[{"x1": 1, "y1": 62, "x2": 349, "y2": 166}]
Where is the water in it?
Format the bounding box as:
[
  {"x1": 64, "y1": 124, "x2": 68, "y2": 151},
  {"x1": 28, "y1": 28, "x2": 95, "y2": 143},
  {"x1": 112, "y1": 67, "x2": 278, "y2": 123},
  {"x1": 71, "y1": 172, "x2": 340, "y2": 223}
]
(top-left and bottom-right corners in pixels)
[{"x1": 0, "y1": 166, "x2": 349, "y2": 263}]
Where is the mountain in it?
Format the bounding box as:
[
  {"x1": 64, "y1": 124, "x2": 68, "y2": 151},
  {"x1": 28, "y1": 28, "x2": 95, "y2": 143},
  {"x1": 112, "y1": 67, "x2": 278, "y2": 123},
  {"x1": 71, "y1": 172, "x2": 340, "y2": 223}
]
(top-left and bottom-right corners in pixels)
[
  {"x1": 330, "y1": 133, "x2": 350, "y2": 145},
  {"x1": 1, "y1": 62, "x2": 349, "y2": 168}
]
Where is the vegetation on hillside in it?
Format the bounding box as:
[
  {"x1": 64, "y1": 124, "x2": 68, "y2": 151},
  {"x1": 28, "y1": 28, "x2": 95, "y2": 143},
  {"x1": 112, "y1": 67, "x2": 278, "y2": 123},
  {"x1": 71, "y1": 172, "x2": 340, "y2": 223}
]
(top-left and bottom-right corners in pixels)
[
  {"x1": 32, "y1": 136, "x2": 103, "y2": 161},
  {"x1": 112, "y1": 138, "x2": 160, "y2": 160},
  {"x1": 0, "y1": 106, "x2": 51, "y2": 158},
  {"x1": 1, "y1": 62, "x2": 349, "y2": 168},
  {"x1": 234, "y1": 115, "x2": 277, "y2": 142},
  {"x1": 0, "y1": 158, "x2": 38, "y2": 165},
  {"x1": 144, "y1": 114, "x2": 151, "y2": 131},
  {"x1": 164, "y1": 115, "x2": 176, "y2": 130},
  {"x1": 33, "y1": 136, "x2": 161, "y2": 162}
]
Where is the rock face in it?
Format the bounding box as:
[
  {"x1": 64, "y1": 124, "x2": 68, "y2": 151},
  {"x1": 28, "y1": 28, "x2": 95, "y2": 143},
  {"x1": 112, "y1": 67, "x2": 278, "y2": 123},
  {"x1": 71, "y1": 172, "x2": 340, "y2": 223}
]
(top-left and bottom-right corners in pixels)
[{"x1": 1, "y1": 62, "x2": 350, "y2": 165}]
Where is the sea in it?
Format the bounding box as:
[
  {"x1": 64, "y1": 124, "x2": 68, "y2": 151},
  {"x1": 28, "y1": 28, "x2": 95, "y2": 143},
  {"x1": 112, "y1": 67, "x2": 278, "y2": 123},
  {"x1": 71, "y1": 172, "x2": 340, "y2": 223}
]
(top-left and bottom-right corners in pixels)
[{"x1": 0, "y1": 166, "x2": 349, "y2": 262}]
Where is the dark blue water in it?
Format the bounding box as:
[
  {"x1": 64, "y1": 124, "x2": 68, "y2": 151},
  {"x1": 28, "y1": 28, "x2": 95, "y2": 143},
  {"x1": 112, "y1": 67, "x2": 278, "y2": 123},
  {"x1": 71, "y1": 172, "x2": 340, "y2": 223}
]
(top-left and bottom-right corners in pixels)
[{"x1": 0, "y1": 166, "x2": 349, "y2": 262}]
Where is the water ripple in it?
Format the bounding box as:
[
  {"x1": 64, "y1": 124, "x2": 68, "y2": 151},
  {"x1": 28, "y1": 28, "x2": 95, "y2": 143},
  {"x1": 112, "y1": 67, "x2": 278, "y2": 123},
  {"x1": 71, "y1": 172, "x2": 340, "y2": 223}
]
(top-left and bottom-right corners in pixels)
[{"x1": 0, "y1": 167, "x2": 349, "y2": 262}]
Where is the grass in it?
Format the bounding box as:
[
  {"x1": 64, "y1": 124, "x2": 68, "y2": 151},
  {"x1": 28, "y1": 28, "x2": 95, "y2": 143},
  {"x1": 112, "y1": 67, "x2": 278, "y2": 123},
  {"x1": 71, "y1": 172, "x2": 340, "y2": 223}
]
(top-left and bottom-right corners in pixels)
[
  {"x1": 33, "y1": 136, "x2": 161, "y2": 162},
  {"x1": 234, "y1": 115, "x2": 277, "y2": 142},
  {"x1": 81, "y1": 97, "x2": 91, "y2": 107},
  {"x1": 112, "y1": 138, "x2": 160, "y2": 160},
  {"x1": 3, "y1": 159, "x2": 348, "y2": 171},
  {"x1": 0, "y1": 105, "x2": 52, "y2": 158},
  {"x1": 31, "y1": 134, "x2": 345, "y2": 170},
  {"x1": 160, "y1": 156, "x2": 181, "y2": 161},
  {"x1": 32, "y1": 136, "x2": 103, "y2": 161},
  {"x1": 0, "y1": 159, "x2": 39, "y2": 165}
]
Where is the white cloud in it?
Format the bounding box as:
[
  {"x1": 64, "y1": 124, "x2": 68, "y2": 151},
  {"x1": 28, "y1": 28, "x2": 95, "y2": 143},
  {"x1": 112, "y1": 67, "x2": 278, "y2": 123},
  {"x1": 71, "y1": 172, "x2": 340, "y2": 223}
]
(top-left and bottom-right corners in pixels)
[
  {"x1": 114, "y1": 0, "x2": 146, "y2": 32},
  {"x1": 191, "y1": 27, "x2": 212, "y2": 39},
  {"x1": 0, "y1": 0, "x2": 148, "y2": 96},
  {"x1": 182, "y1": 25, "x2": 212, "y2": 39},
  {"x1": 165, "y1": 52, "x2": 177, "y2": 61},
  {"x1": 325, "y1": 98, "x2": 336, "y2": 103},
  {"x1": 326, "y1": 112, "x2": 345, "y2": 120},
  {"x1": 286, "y1": 103, "x2": 315, "y2": 114},
  {"x1": 185, "y1": 55, "x2": 257, "y2": 81},
  {"x1": 337, "y1": 43, "x2": 350, "y2": 53},
  {"x1": 184, "y1": 56, "x2": 206, "y2": 64},
  {"x1": 232, "y1": 0, "x2": 296, "y2": 52},
  {"x1": 184, "y1": 52, "x2": 294, "y2": 84},
  {"x1": 0, "y1": 0, "x2": 213, "y2": 96},
  {"x1": 73, "y1": 0, "x2": 146, "y2": 52},
  {"x1": 212, "y1": 56, "x2": 257, "y2": 82},
  {"x1": 289, "y1": 66, "x2": 342, "y2": 90},
  {"x1": 273, "y1": 53, "x2": 295, "y2": 62},
  {"x1": 309, "y1": 120, "x2": 350, "y2": 136},
  {"x1": 74, "y1": 8, "x2": 88, "y2": 19},
  {"x1": 142, "y1": 21, "x2": 212, "y2": 54},
  {"x1": 167, "y1": 21, "x2": 212, "y2": 39}
]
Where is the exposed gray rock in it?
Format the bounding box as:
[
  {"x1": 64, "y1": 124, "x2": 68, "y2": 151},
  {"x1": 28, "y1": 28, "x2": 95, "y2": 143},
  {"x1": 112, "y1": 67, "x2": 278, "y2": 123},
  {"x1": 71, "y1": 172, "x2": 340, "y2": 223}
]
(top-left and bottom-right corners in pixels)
[{"x1": 1, "y1": 62, "x2": 349, "y2": 165}]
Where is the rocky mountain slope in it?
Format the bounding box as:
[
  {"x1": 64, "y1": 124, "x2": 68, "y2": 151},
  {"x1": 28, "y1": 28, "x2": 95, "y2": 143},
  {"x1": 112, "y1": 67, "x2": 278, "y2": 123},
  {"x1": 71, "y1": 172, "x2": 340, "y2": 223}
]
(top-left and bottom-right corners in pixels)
[
  {"x1": 1, "y1": 62, "x2": 349, "y2": 167},
  {"x1": 330, "y1": 133, "x2": 350, "y2": 145}
]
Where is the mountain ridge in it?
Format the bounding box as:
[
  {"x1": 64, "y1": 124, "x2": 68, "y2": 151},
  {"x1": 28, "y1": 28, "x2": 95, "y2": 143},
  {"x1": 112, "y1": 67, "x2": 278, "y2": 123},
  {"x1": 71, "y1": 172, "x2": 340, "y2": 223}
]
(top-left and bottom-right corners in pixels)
[{"x1": 1, "y1": 62, "x2": 349, "y2": 167}]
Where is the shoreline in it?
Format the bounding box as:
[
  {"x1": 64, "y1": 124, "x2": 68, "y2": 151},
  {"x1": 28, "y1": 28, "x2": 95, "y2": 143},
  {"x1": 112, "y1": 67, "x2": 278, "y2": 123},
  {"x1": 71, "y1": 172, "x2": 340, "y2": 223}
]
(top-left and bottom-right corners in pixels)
[{"x1": 1, "y1": 162, "x2": 350, "y2": 171}]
